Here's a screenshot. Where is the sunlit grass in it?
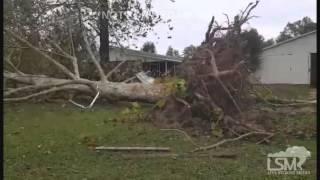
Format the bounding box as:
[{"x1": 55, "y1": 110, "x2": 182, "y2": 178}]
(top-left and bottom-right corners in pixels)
[{"x1": 4, "y1": 103, "x2": 316, "y2": 180}]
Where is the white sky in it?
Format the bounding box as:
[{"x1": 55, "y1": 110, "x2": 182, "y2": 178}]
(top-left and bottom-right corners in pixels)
[{"x1": 131, "y1": 0, "x2": 317, "y2": 55}]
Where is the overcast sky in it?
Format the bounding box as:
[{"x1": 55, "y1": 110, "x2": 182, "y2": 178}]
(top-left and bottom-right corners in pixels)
[{"x1": 131, "y1": 0, "x2": 317, "y2": 55}]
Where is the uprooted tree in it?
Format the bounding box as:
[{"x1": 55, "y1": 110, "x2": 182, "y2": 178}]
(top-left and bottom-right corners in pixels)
[
  {"x1": 151, "y1": 1, "x2": 273, "y2": 136},
  {"x1": 6, "y1": 1, "x2": 314, "y2": 141},
  {"x1": 4, "y1": 0, "x2": 265, "y2": 132}
]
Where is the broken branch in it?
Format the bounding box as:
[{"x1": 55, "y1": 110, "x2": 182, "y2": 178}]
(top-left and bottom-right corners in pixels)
[
  {"x1": 192, "y1": 131, "x2": 273, "y2": 152},
  {"x1": 77, "y1": 3, "x2": 107, "y2": 82},
  {"x1": 160, "y1": 129, "x2": 200, "y2": 147},
  {"x1": 4, "y1": 86, "x2": 79, "y2": 102},
  {"x1": 105, "y1": 60, "x2": 127, "y2": 80}
]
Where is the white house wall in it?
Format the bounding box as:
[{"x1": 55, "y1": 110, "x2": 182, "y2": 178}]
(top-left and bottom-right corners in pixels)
[{"x1": 255, "y1": 32, "x2": 316, "y2": 84}]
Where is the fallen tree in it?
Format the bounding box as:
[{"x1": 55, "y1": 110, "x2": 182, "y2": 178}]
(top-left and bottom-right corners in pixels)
[
  {"x1": 4, "y1": 12, "x2": 167, "y2": 103},
  {"x1": 150, "y1": 1, "x2": 270, "y2": 136},
  {"x1": 4, "y1": 1, "x2": 266, "y2": 135},
  {"x1": 5, "y1": 1, "x2": 312, "y2": 139},
  {"x1": 4, "y1": 71, "x2": 164, "y2": 103}
]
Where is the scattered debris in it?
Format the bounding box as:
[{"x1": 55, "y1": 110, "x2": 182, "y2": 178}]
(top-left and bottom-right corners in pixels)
[
  {"x1": 69, "y1": 84, "x2": 100, "y2": 109},
  {"x1": 136, "y1": 71, "x2": 155, "y2": 84}
]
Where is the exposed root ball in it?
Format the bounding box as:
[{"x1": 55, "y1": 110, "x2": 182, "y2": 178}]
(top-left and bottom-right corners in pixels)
[{"x1": 151, "y1": 1, "x2": 269, "y2": 136}]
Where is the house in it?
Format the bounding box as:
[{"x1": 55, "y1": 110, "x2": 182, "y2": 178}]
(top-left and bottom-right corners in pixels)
[
  {"x1": 254, "y1": 31, "x2": 317, "y2": 86},
  {"x1": 109, "y1": 46, "x2": 183, "y2": 77}
]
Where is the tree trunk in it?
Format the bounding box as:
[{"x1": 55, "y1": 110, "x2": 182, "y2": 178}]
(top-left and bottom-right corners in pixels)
[
  {"x1": 4, "y1": 72, "x2": 165, "y2": 103},
  {"x1": 99, "y1": 1, "x2": 109, "y2": 63}
]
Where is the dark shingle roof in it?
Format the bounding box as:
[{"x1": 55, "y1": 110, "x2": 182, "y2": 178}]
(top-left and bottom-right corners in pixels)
[{"x1": 110, "y1": 46, "x2": 183, "y2": 63}]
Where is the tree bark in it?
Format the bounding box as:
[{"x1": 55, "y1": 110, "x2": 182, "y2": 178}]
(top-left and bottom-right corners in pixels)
[
  {"x1": 4, "y1": 72, "x2": 165, "y2": 103},
  {"x1": 99, "y1": 1, "x2": 109, "y2": 63}
]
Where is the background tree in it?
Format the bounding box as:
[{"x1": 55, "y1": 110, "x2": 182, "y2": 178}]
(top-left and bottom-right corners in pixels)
[
  {"x1": 166, "y1": 46, "x2": 174, "y2": 56},
  {"x1": 173, "y1": 49, "x2": 180, "y2": 57},
  {"x1": 95, "y1": 0, "x2": 173, "y2": 62},
  {"x1": 276, "y1": 16, "x2": 316, "y2": 43},
  {"x1": 262, "y1": 38, "x2": 275, "y2": 48},
  {"x1": 4, "y1": 0, "x2": 172, "y2": 63},
  {"x1": 4, "y1": 0, "x2": 59, "y2": 75},
  {"x1": 239, "y1": 28, "x2": 264, "y2": 71},
  {"x1": 166, "y1": 46, "x2": 180, "y2": 57},
  {"x1": 183, "y1": 45, "x2": 196, "y2": 59},
  {"x1": 141, "y1": 41, "x2": 156, "y2": 53}
]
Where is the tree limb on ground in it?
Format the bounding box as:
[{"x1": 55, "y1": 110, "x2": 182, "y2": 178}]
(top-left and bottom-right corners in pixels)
[
  {"x1": 160, "y1": 129, "x2": 201, "y2": 147},
  {"x1": 191, "y1": 131, "x2": 274, "y2": 152}
]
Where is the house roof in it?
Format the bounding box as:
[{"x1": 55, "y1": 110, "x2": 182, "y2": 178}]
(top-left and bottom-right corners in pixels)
[
  {"x1": 263, "y1": 30, "x2": 317, "y2": 51},
  {"x1": 110, "y1": 46, "x2": 183, "y2": 63}
]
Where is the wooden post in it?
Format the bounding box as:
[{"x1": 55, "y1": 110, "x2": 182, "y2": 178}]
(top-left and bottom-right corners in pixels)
[
  {"x1": 165, "y1": 61, "x2": 168, "y2": 76},
  {"x1": 158, "y1": 62, "x2": 161, "y2": 77}
]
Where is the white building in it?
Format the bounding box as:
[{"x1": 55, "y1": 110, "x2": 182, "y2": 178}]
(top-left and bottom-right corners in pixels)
[{"x1": 255, "y1": 31, "x2": 317, "y2": 86}]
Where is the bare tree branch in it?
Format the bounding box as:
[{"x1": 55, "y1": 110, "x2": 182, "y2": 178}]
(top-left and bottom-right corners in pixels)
[
  {"x1": 68, "y1": 20, "x2": 80, "y2": 78},
  {"x1": 160, "y1": 129, "x2": 200, "y2": 147},
  {"x1": 215, "y1": 77, "x2": 242, "y2": 114},
  {"x1": 4, "y1": 50, "x2": 25, "y2": 76},
  {"x1": 4, "y1": 46, "x2": 79, "y2": 60},
  {"x1": 81, "y1": 30, "x2": 108, "y2": 82},
  {"x1": 256, "y1": 133, "x2": 275, "y2": 144},
  {"x1": 203, "y1": 48, "x2": 219, "y2": 76},
  {"x1": 76, "y1": 2, "x2": 107, "y2": 82},
  {"x1": 218, "y1": 61, "x2": 245, "y2": 77},
  {"x1": 4, "y1": 86, "x2": 79, "y2": 102},
  {"x1": 47, "y1": 40, "x2": 81, "y2": 78},
  {"x1": 4, "y1": 79, "x2": 94, "y2": 97},
  {"x1": 192, "y1": 131, "x2": 273, "y2": 152},
  {"x1": 223, "y1": 13, "x2": 231, "y2": 26},
  {"x1": 240, "y1": 2, "x2": 254, "y2": 19},
  {"x1": 239, "y1": 0, "x2": 259, "y2": 25},
  {"x1": 204, "y1": 16, "x2": 215, "y2": 44},
  {"x1": 5, "y1": 29, "x2": 77, "y2": 79},
  {"x1": 122, "y1": 75, "x2": 137, "y2": 83},
  {"x1": 201, "y1": 48, "x2": 243, "y2": 114},
  {"x1": 69, "y1": 88, "x2": 100, "y2": 109},
  {"x1": 105, "y1": 60, "x2": 128, "y2": 80}
]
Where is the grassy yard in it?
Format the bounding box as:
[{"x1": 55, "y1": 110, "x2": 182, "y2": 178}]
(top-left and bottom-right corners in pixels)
[
  {"x1": 4, "y1": 101, "x2": 317, "y2": 180},
  {"x1": 253, "y1": 84, "x2": 314, "y2": 100}
]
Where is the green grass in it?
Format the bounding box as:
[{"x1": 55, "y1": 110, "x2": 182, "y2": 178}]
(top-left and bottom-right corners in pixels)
[
  {"x1": 253, "y1": 84, "x2": 312, "y2": 100},
  {"x1": 4, "y1": 103, "x2": 317, "y2": 180}
]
